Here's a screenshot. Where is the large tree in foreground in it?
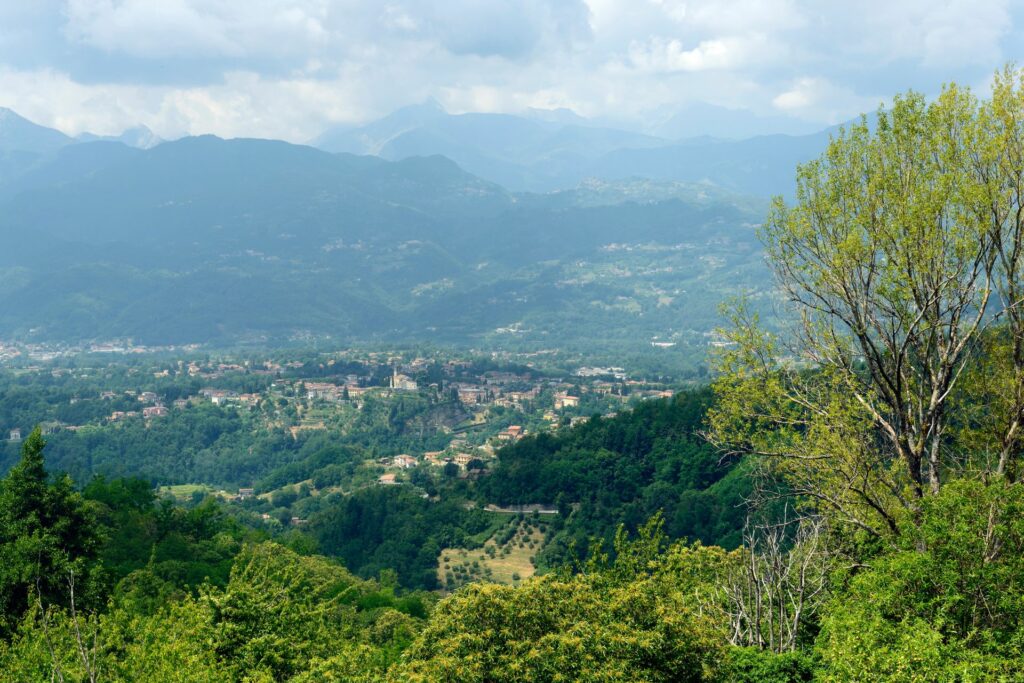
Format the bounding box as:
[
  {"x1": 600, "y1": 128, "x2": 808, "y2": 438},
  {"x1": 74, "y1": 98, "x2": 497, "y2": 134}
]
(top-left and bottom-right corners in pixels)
[
  {"x1": 707, "y1": 68, "x2": 1024, "y2": 538},
  {"x1": 0, "y1": 428, "x2": 100, "y2": 637}
]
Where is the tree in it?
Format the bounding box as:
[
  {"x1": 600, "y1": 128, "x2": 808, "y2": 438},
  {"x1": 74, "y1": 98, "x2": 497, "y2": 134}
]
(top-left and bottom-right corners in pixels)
[
  {"x1": 723, "y1": 515, "x2": 829, "y2": 653},
  {"x1": 0, "y1": 428, "x2": 100, "y2": 637},
  {"x1": 815, "y1": 480, "x2": 1024, "y2": 679},
  {"x1": 708, "y1": 70, "x2": 1024, "y2": 537},
  {"x1": 393, "y1": 520, "x2": 730, "y2": 682}
]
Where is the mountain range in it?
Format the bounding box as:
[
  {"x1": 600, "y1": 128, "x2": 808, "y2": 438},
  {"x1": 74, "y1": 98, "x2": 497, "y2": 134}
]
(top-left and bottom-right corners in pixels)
[
  {"x1": 312, "y1": 99, "x2": 834, "y2": 195},
  {"x1": 0, "y1": 105, "x2": 826, "y2": 356},
  {"x1": 1, "y1": 103, "x2": 835, "y2": 197}
]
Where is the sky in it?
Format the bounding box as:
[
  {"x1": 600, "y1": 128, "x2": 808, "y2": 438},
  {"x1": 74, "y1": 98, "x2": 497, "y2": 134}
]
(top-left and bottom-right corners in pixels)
[{"x1": 0, "y1": 0, "x2": 1022, "y2": 141}]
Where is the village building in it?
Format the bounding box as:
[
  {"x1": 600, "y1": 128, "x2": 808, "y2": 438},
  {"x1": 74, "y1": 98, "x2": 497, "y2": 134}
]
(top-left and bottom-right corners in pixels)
[
  {"x1": 204, "y1": 389, "x2": 239, "y2": 405},
  {"x1": 378, "y1": 473, "x2": 398, "y2": 485},
  {"x1": 457, "y1": 386, "x2": 488, "y2": 406},
  {"x1": 423, "y1": 451, "x2": 447, "y2": 466},
  {"x1": 497, "y1": 425, "x2": 524, "y2": 441},
  {"x1": 482, "y1": 371, "x2": 525, "y2": 385},
  {"x1": 391, "y1": 368, "x2": 418, "y2": 392},
  {"x1": 305, "y1": 382, "x2": 342, "y2": 401},
  {"x1": 143, "y1": 405, "x2": 169, "y2": 419},
  {"x1": 393, "y1": 454, "x2": 418, "y2": 469},
  {"x1": 642, "y1": 389, "x2": 675, "y2": 400},
  {"x1": 507, "y1": 389, "x2": 539, "y2": 402},
  {"x1": 554, "y1": 392, "x2": 580, "y2": 410}
]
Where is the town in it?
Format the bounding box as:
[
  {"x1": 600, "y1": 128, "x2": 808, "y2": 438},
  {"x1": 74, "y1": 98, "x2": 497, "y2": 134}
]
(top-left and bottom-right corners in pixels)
[{"x1": 0, "y1": 345, "x2": 682, "y2": 499}]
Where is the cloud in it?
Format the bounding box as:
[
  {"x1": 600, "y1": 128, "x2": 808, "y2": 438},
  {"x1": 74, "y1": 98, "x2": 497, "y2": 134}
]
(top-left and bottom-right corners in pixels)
[
  {"x1": 628, "y1": 37, "x2": 742, "y2": 72},
  {"x1": 652, "y1": 0, "x2": 806, "y2": 33},
  {"x1": 0, "y1": 0, "x2": 1020, "y2": 140},
  {"x1": 420, "y1": 1, "x2": 591, "y2": 59},
  {"x1": 63, "y1": 0, "x2": 330, "y2": 60},
  {"x1": 859, "y1": 0, "x2": 1011, "y2": 67},
  {"x1": 771, "y1": 77, "x2": 881, "y2": 124}
]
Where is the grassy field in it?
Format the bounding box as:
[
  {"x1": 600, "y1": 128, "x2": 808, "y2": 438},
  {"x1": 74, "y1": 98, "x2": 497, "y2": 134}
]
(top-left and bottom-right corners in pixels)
[
  {"x1": 159, "y1": 483, "x2": 216, "y2": 500},
  {"x1": 437, "y1": 518, "x2": 549, "y2": 591}
]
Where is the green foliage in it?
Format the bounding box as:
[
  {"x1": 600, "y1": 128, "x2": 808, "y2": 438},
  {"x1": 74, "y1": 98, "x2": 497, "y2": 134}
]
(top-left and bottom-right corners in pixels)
[
  {"x1": 0, "y1": 541, "x2": 424, "y2": 682},
  {"x1": 816, "y1": 480, "x2": 1024, "y2": 680},
  {"x1": 203, "y1": 542, "x2": 371, "y2": 680},
  {"x1": 481, "y1": 390, "x2": 753, "y2": 564},
  {"x1": 708, "y1": 69, "x2": 1024, "y2": 541},
  {"x1": 394, "y1": 525, "x2": 730, "y2": 682},
  {"x1": 308, "y1": 486, "x2": 495, "y2": 590},
  {"x1": 83, "y1": 477, "x2": 253, "y2": 608},
  {"x1": 721, "y1": 648, "x2": 815, "y2": 683},
  {"x1": 0, "y1": 428, "x2": 101, "y2": 636}
]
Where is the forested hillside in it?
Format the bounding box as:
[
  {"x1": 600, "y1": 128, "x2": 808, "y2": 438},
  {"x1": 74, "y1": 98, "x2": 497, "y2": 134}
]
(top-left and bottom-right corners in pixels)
[
  {"x1": 0, "y1": 133, "x2": 768, "y2": 356},
  {"x1": 480, "y1": 389, "x2": 752, "y2": 560}
]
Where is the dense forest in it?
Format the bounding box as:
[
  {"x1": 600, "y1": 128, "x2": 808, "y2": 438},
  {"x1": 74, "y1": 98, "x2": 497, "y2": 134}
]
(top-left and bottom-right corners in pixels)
[
  {"x1": 479, "y1": 389, "x2": 753, "y2": 561},
  {"x1": 4, "y1": 431, "x2": 1023, "y2": 680}
]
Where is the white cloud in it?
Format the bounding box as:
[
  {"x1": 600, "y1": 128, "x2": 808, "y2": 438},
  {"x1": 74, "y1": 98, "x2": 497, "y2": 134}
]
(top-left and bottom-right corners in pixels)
[
  {"x1": 655, "y1": 0, "x2": 806, "y2": 33},
  {"x1": 861, "y1": 0, "x2": 1011, "y2": 67},
  {"x1": 628, "y1": 37, "x2": 743, "y2": 72},
  {"x1": 772, "y1": 77, "x2": 881, "y2": 124},
  {"x1": 0, "y1": 0, "x2": 1019, "y2": 140},
  {"x1": 63, "y1": 0, "x2": 329, "y2": 59},
  {"x1": 773, "y1": 77, "x2": 819, "y2": 110}
]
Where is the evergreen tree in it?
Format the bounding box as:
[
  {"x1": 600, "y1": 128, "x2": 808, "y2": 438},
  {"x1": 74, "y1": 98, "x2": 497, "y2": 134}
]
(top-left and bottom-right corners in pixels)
[{"x1": 0, "y1": 428, "x2": 100, "y2": 636}]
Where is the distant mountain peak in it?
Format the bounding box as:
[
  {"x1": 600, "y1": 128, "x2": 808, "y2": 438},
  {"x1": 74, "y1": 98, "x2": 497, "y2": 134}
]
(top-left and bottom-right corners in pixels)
[
  {"x1": 0, "y1": 106, "x2": 72, "y2": 153},
  {"x1": 77, "y1": 125, "x2": 164, "y2": 150},
  {"x1": 0, "y1": 107, "x2": 38, "y2": 125},
  {"x1": 119, "y1": 125, "x2": 163, "y2": 149},
  {"x1": 523, "y1": 107, "x2": 590, "y2": 126},
  {"x1": 420, "y1": 96, "x2": 446, "y2": 113},
  {"x1": 388, "y1": 97, "x2": 449, "y2": 121}
]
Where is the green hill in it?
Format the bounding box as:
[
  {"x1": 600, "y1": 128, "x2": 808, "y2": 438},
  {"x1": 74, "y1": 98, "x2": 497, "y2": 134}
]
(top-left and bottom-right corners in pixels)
[{"x1": 0, "y1": 136, "x2": 769, "y2": 354}]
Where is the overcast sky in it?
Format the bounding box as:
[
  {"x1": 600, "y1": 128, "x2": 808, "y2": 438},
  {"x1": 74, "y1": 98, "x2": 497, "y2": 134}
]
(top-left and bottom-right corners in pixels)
[{"x1": 1, "y1": 0, "x2": 1022, "y2": 141}]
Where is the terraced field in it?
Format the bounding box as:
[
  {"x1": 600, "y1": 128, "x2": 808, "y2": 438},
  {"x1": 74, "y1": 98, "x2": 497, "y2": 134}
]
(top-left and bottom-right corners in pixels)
[{"x1": 437, "y1": 519, "x2": 548, "y2": 590}]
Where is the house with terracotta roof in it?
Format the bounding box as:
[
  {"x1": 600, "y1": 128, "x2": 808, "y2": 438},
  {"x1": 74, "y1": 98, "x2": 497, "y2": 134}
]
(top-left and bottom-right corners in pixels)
[
  {"x1": 143, "y1": 405, "x2": 168, "y2": 419},
  {"x1": 393, "y1": 454, "x2": 418, "y2": 469},
  {"x1": 554, "y1": 393, "x2": 580, "y2": 410},
  {"x1": 497, "y1": 425, "x2": 524, "y2": 441}
]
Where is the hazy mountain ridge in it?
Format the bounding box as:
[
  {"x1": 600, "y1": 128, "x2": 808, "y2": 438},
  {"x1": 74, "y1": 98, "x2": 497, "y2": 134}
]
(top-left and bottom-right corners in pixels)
[
  {"x1": 77, "y1": 125, "x2": 164, "y2": 149},
  {"x1": 312, "y1": 100, "x2": 833, "y2": 194},
  {"x1": 0, "y1": 133, "x2": 768, "y2": 350},
  {"x1": 0, "y1": 108, "x2": 74, "y2": 154},
  {"x1": 0, "y1": 103, "x2": 834, "y2": 196}
]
